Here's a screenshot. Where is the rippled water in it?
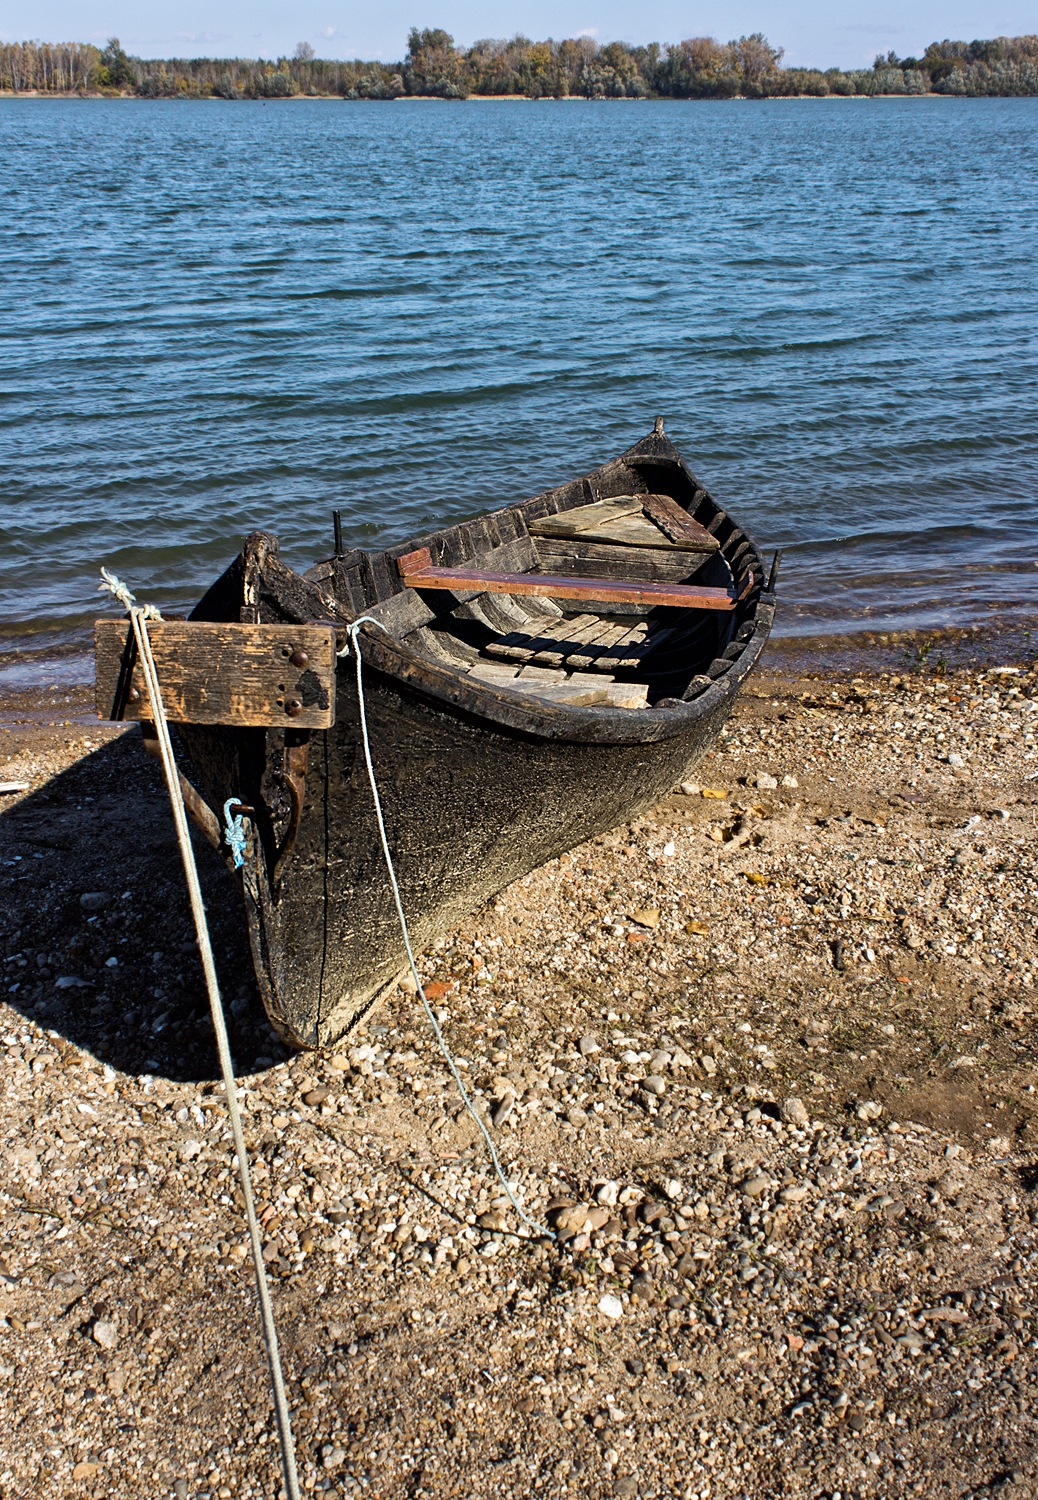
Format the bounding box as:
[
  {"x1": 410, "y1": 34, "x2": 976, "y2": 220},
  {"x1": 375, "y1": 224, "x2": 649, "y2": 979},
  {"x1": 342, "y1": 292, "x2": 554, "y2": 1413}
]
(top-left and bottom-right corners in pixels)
[{"x1": 2, "y1": 96, "x2": 1037, "y2": 671}]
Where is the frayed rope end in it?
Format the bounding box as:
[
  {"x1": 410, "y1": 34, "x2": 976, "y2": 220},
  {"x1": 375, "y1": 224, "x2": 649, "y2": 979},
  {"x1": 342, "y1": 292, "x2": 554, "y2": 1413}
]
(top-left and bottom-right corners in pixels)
[{"x1": 98, "y1": 567, "x2": 162, "y2": 621}]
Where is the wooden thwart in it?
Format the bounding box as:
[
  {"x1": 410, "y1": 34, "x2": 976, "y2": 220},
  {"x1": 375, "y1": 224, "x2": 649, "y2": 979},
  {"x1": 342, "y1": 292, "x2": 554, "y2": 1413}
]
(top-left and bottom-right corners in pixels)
[
  {"x1": 395, "y1": 549, "x2": 741, "y2": 611},
  {"x1": 95, "y1": 620, "x2": 338, "y2": 728}
]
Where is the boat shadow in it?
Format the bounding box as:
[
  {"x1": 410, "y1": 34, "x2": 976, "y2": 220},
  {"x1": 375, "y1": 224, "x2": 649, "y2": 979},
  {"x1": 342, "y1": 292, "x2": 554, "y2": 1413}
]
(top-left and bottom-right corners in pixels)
[{"x1": 0, "y1": 729, "x2": 287, "y2": 1083}]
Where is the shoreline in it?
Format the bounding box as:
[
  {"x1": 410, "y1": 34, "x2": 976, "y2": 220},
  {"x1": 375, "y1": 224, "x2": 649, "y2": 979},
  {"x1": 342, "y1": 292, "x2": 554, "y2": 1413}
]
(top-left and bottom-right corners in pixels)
[
  {"x1": 1, "y1": 640, "x2": 1036, "y2": 1495},
  {"x1": 2, "y1": 612, "x2": 1036, "y2": 699},
  {"x1": 0, "y1": 89, "x2": 996, "y2": 102}
]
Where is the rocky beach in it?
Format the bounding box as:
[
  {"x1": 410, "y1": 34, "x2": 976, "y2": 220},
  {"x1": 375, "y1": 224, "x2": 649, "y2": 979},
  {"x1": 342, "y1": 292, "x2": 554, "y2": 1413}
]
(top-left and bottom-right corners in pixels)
[{"x1": 1, "y1": 636, "x2": 1037, "y2": 1500}]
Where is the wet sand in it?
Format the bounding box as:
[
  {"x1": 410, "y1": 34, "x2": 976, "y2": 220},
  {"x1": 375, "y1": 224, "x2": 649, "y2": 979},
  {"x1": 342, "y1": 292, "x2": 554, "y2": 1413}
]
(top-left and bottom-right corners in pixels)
[{"x1": 1, "y1": 635, "x2": 1036, "y2": 1499}]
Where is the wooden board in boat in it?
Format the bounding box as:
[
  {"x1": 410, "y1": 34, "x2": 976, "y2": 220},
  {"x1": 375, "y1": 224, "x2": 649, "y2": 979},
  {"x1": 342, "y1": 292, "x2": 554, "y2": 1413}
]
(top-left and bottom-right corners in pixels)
[
  {"x1": 528, "y1": 493, "x2": 719, "y2": 553},
  {"x1": 95, "y1": 620, "x2": 337, "y2": 728}
]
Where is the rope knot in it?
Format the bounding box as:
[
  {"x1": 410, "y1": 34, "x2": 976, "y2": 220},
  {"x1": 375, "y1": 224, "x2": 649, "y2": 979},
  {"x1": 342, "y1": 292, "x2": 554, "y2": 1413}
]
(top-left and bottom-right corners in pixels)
[
  {"x1": 223, "y1": 800, "x2": 248, "y2": 870},
  {"x1": 98, "y1": 566, "x2": 162, "y2": 621}
]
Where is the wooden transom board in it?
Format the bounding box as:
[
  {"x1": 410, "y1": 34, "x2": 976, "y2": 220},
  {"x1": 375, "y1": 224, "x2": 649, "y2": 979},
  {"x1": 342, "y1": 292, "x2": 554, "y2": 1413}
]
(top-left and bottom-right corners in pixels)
[
  {"x1": 94, "y1": 620, "x2": 338, "y2": 728},
  {"x1": 527, "y1": 494, "x2": 719, "y2": 553}
]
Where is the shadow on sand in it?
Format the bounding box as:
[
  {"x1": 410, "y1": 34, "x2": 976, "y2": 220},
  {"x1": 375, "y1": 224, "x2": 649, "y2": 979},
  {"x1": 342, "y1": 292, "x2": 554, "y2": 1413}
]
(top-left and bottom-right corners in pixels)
[{"x1": 0, "y1": 728, "x2": 289, "y2": 1083}]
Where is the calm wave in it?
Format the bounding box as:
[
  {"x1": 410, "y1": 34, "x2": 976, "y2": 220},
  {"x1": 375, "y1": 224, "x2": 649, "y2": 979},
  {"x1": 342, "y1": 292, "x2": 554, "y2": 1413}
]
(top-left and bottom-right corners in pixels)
[{"x1": 2, "y1": 96, "x2": 1037, "y2": 668}]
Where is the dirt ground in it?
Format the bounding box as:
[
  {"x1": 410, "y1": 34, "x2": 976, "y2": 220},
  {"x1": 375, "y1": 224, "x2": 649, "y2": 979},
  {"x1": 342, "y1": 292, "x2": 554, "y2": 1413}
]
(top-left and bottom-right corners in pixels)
[{"x1": 1, "y1": 634, "x2": 1037, "y2": 1500}]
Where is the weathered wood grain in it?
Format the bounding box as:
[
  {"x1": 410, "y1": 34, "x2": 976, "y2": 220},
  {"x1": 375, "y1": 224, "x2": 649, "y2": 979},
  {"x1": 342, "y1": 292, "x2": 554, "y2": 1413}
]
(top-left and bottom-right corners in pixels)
[
  {"x1": 95, "y1": 620, "x2": 337, "y2": 728},
  {"x1": 529, "y1": 492, "x2": 718, "y2": 553},
  {"x1": 530, "y1": 536, "x2": 716, "y2": 584},
  {"x1": 641, "y1": 493, "x2": 720, "y2": 551},
  {"x1": 526, "y1": 494, "x2": 644, "y2": 537},
  {"x1": 394, "y1": 548, "x2": 737, "y2": 611}
]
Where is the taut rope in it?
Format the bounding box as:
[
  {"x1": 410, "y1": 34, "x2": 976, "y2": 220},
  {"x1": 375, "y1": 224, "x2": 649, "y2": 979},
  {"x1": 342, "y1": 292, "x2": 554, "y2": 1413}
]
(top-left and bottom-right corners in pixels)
[
  {"x1": 340, "y1": 618, "x2": 553, "y2": 1242},
  {"x1": 98, "y1": 571, "x2": 300, "y2": 1500}
]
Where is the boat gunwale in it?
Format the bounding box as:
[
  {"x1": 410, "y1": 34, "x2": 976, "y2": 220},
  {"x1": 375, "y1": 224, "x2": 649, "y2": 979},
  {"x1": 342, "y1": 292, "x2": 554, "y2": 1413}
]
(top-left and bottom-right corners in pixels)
[
  {"x1": 325, "y1": 429, "x2": 772, "y2": 743},
  {"x1": 343, "y1": 594, "x2": 774, "y2": 746}
]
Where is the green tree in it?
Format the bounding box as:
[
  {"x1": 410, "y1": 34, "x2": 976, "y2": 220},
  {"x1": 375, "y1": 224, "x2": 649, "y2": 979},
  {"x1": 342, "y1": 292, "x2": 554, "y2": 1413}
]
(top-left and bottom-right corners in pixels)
[
  {"x1": 96, "y1": 37, "x2": 135, "y2": 88},
  {"x1": 404, "y1": 27, "x2": 469, "y2": 96}
]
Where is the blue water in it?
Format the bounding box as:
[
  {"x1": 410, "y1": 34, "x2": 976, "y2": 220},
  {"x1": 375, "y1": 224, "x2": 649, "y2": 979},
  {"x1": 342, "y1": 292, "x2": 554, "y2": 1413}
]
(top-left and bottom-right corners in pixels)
[{"x1": 2, "y1": 96, "x2": 1038, "y2": 670}]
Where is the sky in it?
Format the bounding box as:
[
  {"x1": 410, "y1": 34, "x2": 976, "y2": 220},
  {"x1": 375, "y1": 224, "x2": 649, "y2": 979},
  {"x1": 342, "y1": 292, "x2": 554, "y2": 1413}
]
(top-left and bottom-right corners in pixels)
[{"x1": 5, "y1": 0, "x2": 1035, "y2": 70}]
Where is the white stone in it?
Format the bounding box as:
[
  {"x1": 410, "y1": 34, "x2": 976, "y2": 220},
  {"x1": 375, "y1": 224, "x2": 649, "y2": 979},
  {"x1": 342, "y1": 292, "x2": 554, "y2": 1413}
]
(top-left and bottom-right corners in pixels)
[
  {"x1": 92, "y1": 1320, "x2": 119, "y2": 1349},
  {"x1": 598, "y1": 1293, "x2": 624, "y2": 1319},
  {"x1": 756, "y1": 773, "x2": 778, "y2": 790},
  {"x1": 680, "y1": 781, "x2": 701, "y2": 796},
  {"x1": 780, "y1": 1097, "x2": 810, "y2": 1128},
  {"x1": 781, "y1": 774, "x2": 799, "y2": 788}
]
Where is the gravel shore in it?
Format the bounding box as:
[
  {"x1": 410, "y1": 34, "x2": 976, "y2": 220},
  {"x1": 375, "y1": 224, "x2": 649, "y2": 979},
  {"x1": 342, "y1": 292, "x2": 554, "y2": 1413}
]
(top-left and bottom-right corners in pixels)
[{"x1": 1, "y1": 648, "x2": 1036, "y2": 1500}]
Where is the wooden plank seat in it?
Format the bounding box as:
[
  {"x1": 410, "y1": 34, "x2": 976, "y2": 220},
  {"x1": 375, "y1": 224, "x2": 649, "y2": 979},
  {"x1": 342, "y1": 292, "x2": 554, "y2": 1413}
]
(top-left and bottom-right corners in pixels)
[
  {"x1": 395, "y1": 547, "x2": 743, "y2": 611},
  {"x1": 526, "y1": 493, "x2": 719, "y2": 553}
]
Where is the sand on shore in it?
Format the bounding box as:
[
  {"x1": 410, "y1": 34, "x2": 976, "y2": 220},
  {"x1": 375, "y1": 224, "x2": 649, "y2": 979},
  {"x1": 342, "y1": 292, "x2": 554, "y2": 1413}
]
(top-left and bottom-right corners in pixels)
[{"x1": 1, "y1": 642, "x2": 1036, "y2": 1499}]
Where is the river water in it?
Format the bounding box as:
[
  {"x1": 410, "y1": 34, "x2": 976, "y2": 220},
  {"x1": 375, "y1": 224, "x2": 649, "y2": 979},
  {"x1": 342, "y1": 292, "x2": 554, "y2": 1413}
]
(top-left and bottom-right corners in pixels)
[{"x1": 2, "y1": 96, "x2": 1037, "y2": 680}]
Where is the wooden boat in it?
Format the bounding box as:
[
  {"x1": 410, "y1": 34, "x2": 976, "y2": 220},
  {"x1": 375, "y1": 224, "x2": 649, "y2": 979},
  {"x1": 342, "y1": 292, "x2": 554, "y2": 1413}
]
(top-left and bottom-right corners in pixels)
[{"x1": 98, "y1": 420, "x2": 776, "y2": 1049}]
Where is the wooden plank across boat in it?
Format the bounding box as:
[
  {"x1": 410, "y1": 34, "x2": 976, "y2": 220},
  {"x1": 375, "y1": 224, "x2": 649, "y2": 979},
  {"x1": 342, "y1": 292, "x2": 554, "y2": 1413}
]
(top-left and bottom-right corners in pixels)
[
  {"x1": 95, "y1": 621, "x2": 338, "y2": 728},
  {"x1": 95, "y1": 419, "x2": 776, "y2": 1050}
]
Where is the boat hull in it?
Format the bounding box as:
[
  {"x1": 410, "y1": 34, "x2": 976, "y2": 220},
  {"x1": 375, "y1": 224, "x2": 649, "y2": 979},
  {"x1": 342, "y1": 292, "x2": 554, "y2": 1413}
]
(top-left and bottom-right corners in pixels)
[
  {"x1": 180, "y1": 616, "x2": 767, "y2": 1049},
  {"x1": 269, "y1": 657, "x2": 743, "y2": 1047},
  {"x1": 174, "y1": 425, "x2": 774, "y2": 1048}
]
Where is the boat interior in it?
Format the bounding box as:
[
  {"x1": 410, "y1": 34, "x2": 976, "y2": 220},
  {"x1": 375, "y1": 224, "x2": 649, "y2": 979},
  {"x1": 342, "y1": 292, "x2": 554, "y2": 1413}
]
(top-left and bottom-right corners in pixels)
[{"x1": 302, "y1": 433, "x2": 763, "y2": 710}]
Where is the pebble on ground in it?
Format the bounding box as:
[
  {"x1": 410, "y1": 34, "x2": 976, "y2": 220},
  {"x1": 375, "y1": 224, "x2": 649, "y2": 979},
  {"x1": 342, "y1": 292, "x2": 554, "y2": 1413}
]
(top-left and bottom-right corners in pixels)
[{"x1": 0, "y1": 648, "x2": 1036, "y2": 1499}]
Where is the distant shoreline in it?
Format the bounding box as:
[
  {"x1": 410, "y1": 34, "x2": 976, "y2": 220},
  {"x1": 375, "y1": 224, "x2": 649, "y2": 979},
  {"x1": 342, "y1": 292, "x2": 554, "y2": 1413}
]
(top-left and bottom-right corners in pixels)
[
  {"x1": 0, "y1": 89, "x2": 988, "y2": 102},
  {"x1": 6, "y1": 32, "x2": 1037, "y2": 102}
]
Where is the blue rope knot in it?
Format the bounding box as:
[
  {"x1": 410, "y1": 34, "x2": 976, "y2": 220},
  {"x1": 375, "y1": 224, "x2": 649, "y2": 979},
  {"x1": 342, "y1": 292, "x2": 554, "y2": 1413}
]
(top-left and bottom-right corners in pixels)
[{"x1": 223, "y1": 798, "x2": 247, "y2": 869}]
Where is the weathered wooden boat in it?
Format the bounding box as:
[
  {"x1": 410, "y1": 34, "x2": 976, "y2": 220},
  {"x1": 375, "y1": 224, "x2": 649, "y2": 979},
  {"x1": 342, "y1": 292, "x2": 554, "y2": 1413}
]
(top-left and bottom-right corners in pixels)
[{"x1": 96, "y1": 420, "x2": 776, "y2": 1049}]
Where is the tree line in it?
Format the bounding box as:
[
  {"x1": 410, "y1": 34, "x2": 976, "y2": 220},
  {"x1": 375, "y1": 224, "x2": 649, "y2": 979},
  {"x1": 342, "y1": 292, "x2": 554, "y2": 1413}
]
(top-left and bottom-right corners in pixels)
[{"x1": 2, "y1": 31, "x2": 1037, "y2": 100}]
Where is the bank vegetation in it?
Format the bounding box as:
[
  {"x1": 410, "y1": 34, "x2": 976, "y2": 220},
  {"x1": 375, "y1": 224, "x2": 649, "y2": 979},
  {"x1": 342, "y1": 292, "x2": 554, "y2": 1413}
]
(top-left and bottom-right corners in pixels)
[{"x1": 3, "y1": 31, "x2": 1038, "y2": 100}]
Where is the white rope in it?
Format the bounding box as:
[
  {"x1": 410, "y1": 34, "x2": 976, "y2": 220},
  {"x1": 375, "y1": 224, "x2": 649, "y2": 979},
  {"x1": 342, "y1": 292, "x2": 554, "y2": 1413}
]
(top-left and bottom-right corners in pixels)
[
  {"x1": 100, "y1": 573, "x2": 300, "y2": 1500},
  {"x1": 98, "y1": 567, "x2": 162, "y2": 620},
  {"x1": 342, "y1": 618, "x2": 553, "y2": 1242}
]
